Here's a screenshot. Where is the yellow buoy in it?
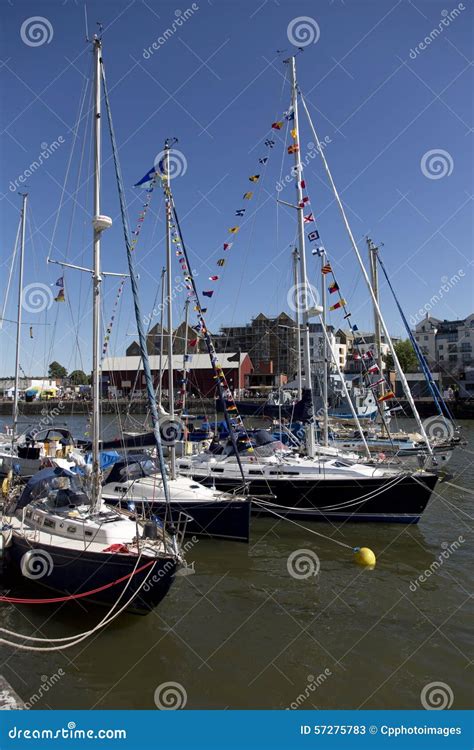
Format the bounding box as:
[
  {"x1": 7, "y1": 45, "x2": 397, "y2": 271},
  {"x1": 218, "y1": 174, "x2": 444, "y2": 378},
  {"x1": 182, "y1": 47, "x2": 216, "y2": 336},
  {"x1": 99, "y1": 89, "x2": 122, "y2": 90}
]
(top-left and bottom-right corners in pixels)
[{"x1": 353, "y1": 546, "x2": 376, "y2": 567}]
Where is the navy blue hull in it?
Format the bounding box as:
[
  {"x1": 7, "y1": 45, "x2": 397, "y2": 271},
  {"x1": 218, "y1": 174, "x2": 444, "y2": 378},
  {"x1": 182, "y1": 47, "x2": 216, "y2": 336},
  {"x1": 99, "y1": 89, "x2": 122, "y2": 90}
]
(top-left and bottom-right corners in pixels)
[
  {"x1": 186, "y1": 473, "x2": 438, "y2": 524},
  {"x1": 104, "y1": 498, "x2": 251, "y2": 542},
  {"x1": 7, "y1": 536, "x2": 177, "y2": 614}
]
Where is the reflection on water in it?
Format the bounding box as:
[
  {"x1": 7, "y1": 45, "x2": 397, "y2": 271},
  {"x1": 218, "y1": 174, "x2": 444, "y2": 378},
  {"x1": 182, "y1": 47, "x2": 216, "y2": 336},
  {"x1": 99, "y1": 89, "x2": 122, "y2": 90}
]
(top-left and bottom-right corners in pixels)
[{"x1": 0, "y1": 415, "x2": 472, "y2": 709}]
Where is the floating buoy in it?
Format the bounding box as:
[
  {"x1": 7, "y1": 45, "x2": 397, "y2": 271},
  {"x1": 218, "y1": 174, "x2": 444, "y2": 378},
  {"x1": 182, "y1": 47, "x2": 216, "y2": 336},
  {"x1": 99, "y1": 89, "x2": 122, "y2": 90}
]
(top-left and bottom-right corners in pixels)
[{"x1": 353, "y1": 546, "x2": 376, "y2": 568}]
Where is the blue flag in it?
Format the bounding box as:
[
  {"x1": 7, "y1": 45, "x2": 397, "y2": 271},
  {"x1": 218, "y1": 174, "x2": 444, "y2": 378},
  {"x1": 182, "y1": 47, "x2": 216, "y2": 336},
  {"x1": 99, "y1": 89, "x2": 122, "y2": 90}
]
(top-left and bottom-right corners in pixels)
[{"x1": 134, "y1": 166, "x2": 159, "y2": 188}]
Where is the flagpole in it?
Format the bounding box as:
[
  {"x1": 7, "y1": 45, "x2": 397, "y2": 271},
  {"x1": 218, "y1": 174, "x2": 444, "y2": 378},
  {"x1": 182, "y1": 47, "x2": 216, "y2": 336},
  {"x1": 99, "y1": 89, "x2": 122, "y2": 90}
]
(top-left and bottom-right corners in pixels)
[
  {"x1": 164, "y1": 141, "x2": 176, "y2": 479},
  {"x1": 299, "y1": 92, "x2": 434, "y2": 457},
  {"x1": 288, "y1": 55, "x2": 316, "y2": 457}
]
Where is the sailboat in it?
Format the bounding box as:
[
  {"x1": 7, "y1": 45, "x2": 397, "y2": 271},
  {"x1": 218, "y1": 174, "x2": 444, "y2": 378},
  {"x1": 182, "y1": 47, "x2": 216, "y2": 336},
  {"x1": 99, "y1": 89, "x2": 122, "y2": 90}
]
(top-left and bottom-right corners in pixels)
[
  {"x1": 1, "y1": 35, "x2": 182, "y2": 614},
  {"x1": 177, "y1": 54, "x2": 439, "y2": 524}
]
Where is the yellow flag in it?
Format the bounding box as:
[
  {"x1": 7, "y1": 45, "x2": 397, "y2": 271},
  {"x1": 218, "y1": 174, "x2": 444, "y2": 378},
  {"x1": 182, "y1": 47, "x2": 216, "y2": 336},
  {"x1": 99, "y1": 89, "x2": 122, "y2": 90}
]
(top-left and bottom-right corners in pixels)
[
  {"x1": 229, "y1": 226, "x2": 240, "y2": 234},
  {"x1": 243, "y1": 192, "x2": 253, "y2": 200},
  {"x1": 291, "y1": 128, "x2": 297, "y2": 140},
  {"x1": 248, "y1": 175, "x2": 260, "y2": 183}
]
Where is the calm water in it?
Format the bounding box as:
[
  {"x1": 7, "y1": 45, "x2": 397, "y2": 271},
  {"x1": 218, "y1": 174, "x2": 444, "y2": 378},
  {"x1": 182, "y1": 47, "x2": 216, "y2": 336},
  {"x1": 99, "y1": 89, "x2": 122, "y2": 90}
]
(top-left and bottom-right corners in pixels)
[{"x1": 1, "y1": 415, "x2": 472, "y2": 710}]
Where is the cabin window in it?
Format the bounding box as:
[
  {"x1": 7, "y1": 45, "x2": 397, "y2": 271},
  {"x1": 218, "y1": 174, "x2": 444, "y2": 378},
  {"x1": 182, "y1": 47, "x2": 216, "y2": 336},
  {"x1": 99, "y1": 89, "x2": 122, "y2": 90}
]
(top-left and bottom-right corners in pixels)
[
  {"x1": 67, "y1": 525, "x2": 77, "y2": 533},
  {"x1": 43, "y1": 518, "x2": 56, "y2": 529},
  {"x1": 85, "y1": 531, "x2": 93, "y2": 537},
  {"x1": 211, "y1": 467, "x2": 224, "y2": 473}
]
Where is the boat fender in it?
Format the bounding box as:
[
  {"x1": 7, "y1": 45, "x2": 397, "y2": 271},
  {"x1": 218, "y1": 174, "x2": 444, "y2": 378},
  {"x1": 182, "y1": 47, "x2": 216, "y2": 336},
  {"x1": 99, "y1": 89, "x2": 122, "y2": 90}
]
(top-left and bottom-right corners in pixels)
[
  {"x1": 353, "y1": 546, "x2": 376, "y2": 568},
  {"x1": 1, "y1": 477, "x2": 10, "y2": 497}
]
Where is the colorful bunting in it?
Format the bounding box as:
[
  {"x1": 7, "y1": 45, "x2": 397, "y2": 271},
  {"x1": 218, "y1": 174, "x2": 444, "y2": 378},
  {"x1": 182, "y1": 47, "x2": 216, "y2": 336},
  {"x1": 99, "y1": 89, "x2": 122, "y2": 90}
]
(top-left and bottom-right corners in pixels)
[
  {"x1": 304, "y1": 213, "x2": 315, "y2": 224},
  {"x1": 243, "y1": 192, "x2": 253, "y2": 200},
  {"x1": 248, "y1": 175, "x2": 260, "y2": 183},
  {"x1": 265, "y1": 139, "x2": 275, "y2": 148},
  {"x1": 308, "y1": 230, "x2": 320, "y2": 242},
  {"x1": 288, "y1": 144, "x2": 299, "y2": 154},
  {"x1": 229, "y1": 226, "x2": 240, "y2": 234},
  {"x1": 290, "y1": 128, "x2": 297, "y2": 140},
  {"x1": 223, "y1": 242, "x2": 233, "y2": 251},
  {"x1": 328, "y1": 281, "x2": 339, "y2": 294},
  {"x1": 209, "y1": 275, "x2": 219, "y2": 281},
  {"x1": 55, "y1": 289, "x2": 65, "y2": 303},
  {"x1": 272, "y1": 121, "x2": 283, "y2": 130},
  {"x1": 217, "y1": 259, "x2": 225, "y2": 267},
  {"x1": 203, "y1": 290, "x2": 214, "y2": 298},
  {"x1": 235, "y1": 209, "x2": 245, "y2": 217},
  {"x1": 258, "y1": 157, "x2": 268, "y2": 165},
  {"x1": 368, "y1": 364, "x2": 379, "y2": 374},
  {"x1": 321, "y1": 263, "x2": 332, "y2": 275},
  {"x1": 329, "y1": 298, "x2": 346, "y2": 311},
  {"x1": 378, "y1": 391, "x2": 395, "y2": 402}
]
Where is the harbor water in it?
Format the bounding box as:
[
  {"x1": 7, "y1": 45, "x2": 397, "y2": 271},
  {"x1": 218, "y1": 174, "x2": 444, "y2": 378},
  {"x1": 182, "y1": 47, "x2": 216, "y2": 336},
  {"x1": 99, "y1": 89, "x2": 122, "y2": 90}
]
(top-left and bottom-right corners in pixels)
[{"x1": 0, "y1": 415, "x2": 472, "y2": 710}]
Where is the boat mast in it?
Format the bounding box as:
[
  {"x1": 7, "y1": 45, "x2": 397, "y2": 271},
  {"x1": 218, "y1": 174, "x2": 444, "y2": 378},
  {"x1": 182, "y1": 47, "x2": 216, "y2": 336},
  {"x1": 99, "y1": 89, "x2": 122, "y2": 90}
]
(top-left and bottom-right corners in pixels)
[
  {"x1": 367, "y1": 238, "x2": 384, "y2": 394},
  {"x1": 157, "y1": 265, "x2": 166, "y2": 405},
  {"x1": 11, "y1": 192, "x2": 28, "y2": 448},
  {"x1": 288, "y1": 55, "x2": 315, "y2": 456},
  {"x1": 292, "y1": 247, "x2": 302, "y2": 399},
  {"x1": 320, "y1": 248, "x2": 329, "y2": 447},
  {"x1": 181, "y1": 297, "x2": 190, "y2": 415},
  {"x1": 299, "y1": 93, "x2": 434, "y2": 457},
  {"x1": 91, "y1": 35, "x2": 103, "y2": 509},
  {"x1": 164, "y1": 141, "x2": 176, "y2": 479}
]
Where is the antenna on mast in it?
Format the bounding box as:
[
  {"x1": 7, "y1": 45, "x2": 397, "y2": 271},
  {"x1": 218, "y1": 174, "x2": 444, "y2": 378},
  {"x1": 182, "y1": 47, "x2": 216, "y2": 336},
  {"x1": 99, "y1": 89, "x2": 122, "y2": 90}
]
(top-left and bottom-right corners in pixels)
[{"x1": 84, "y1": 4, "x2": 90, "y2": 41}]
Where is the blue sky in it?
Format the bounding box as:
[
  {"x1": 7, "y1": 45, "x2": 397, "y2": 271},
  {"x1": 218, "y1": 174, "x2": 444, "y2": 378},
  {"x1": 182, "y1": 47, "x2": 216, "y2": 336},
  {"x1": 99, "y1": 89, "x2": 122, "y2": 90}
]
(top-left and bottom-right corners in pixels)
[{"x1": 1, "y1": 0, "x2": 472, "y2": 377}]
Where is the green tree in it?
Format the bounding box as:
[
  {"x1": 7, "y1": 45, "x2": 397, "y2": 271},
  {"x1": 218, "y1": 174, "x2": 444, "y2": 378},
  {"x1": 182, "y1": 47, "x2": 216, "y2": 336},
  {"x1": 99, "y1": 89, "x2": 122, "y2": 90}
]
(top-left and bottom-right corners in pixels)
[
  {"x1": 69, "y1": 369, "x2": 89, "y2": 385},
  {"x1": 385, "y1": 339, "x2": 419, "y2": 373},
  {"x1": 48, "y1": 361, "x2": 68, "y2": 379}
]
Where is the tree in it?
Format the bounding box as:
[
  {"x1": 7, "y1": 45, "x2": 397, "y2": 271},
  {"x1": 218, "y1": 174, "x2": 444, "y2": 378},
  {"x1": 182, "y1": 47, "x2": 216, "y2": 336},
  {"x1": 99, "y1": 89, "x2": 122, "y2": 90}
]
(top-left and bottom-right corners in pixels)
[
  {"x1": 69, "y1": 369, "x2": 89, "y2": 385},
  {"x1": 48, "y1": 361, "x2": 68, "y2": 379},
  {"x1": 385, "y1": 339, "x2": 419, "y2": 373}
]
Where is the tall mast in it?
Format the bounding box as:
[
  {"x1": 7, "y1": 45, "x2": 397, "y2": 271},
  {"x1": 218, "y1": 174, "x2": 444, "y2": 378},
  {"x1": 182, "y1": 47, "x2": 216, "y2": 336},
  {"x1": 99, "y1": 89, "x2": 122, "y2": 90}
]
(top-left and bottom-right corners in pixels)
[
  {"x1": 164, "y1": 141, "x2": 176, "y2": 479},
  {"x1": 91, "y1": 35, "x2": 103, "y2": 508},
  {"x1": 11, "y1": 193, "x2": 28, "y2": 447},
  {"x1": 292, "y1": 247, "x2": 302, "y2": 399},
  {"x1": 288, "y1": 55, "x2": 315, "y2": 456},
  {"x1": 157, "y1": 265, "x2": 166, "y2": 406},
  {"x1": 320, "y1": 248, "x2": 329, "y2": 447},
  {"x1": 367, "y1": 238, "x2": 384, "y2": 391},
  {"x1": 181, "y1": 297, "x2": 190, "y2": 415},
  {"x1": 300, "y1": 92, "x2": 434, "y2": 456}
]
